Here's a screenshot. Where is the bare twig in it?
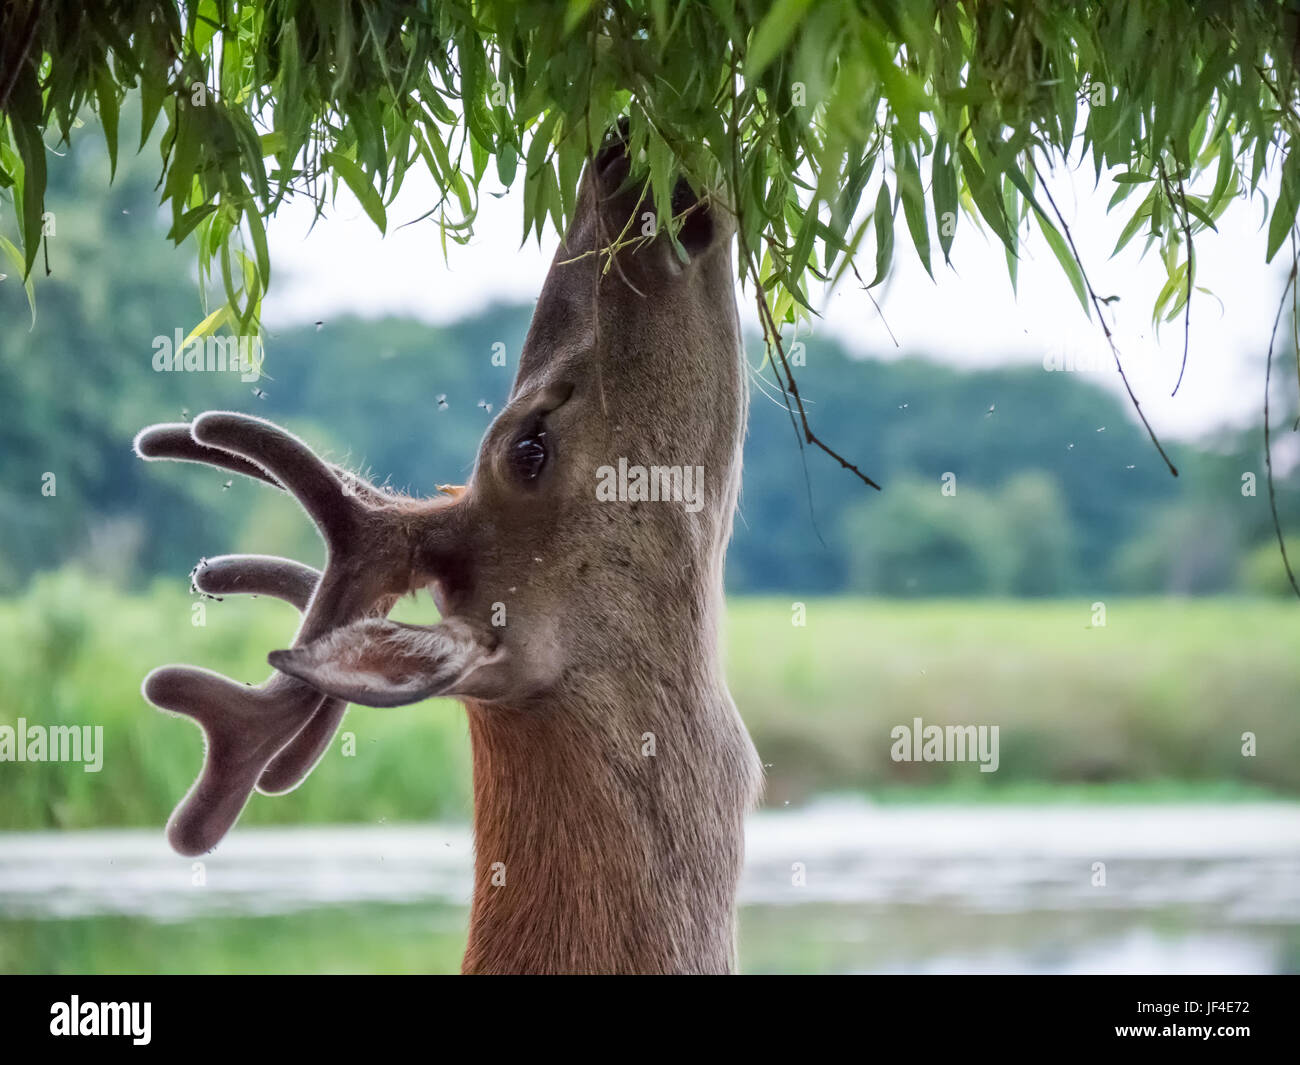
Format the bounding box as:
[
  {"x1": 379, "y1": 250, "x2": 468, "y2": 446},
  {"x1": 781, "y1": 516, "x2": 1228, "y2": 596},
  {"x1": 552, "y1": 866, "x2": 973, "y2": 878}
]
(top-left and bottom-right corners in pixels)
[
  {"x1": 1263, "y1": 246, "x2": 1300, "y2": 600},
  {"x1": 850, "y1": 261, "x2": 901, "y2": 348},
  {"x1": 727, "y1": 50, "x2": 880, "y2": 495},
  {"x1": 1031, "y1": 155, "x2": 1179, "y2": 477},
  {"x1": 750, "y1": 273, "x2": 882, "y2": 489},
  {"x1": 1293, "y1": 236, "x2": 1299, "y2": 429}
]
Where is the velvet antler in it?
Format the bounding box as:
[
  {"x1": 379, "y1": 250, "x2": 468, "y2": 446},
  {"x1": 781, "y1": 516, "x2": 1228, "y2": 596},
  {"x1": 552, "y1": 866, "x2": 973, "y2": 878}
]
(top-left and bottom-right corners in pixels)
[
  {"x1": 133, "y1": 412, "x2": 442, "y2": 855},
  {"x1": 188, "y1": 554, "x2": 350, "y2": 796}
]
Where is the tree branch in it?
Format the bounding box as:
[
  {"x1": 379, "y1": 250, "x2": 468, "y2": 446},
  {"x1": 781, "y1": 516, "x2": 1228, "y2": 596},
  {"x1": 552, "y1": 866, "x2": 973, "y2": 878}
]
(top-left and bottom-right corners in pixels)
[
  {"x1": 1031, "y1": 154, "x2": 1179, "y2": 477},
  {"x1": 1263, "y1": 245, "x2": 1300, "y2": 599}
]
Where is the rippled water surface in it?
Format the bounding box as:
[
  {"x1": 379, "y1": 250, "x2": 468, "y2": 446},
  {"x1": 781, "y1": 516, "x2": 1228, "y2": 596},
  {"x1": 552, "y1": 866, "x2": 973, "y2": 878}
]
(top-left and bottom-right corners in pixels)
[{"x1": 2, "y1": 801, "x2": 1297, "y2": 973}]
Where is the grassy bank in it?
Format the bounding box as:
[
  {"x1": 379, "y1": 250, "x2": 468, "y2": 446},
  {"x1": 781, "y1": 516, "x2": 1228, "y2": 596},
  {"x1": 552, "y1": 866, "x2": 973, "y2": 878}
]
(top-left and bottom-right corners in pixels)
[
  {"x1": 728, "y1": 597, "x2": 1300, "y2": 806},
  {"x1": 1, "y1": 571, "x2": 1296, "y2": 830}
]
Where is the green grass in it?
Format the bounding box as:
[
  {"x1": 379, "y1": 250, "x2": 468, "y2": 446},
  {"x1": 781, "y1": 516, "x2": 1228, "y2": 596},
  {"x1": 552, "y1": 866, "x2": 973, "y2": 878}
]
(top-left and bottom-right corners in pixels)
[
  {"x1": 0, "y1": 906, "x2": 469, "y2": 975},
  {"x1": 2, "y1": 571, "x2": 1297, "y2": 830},
  {"x1": 728, "y1": 597, "x2": 1300, "y2": 806}
]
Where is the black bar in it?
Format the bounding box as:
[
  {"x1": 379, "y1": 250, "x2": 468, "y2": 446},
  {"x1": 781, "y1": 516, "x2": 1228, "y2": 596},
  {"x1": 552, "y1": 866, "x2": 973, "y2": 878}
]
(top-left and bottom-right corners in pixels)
[{"x1": 0, "y1": 975, "x2": 1292, "y2": 1052}]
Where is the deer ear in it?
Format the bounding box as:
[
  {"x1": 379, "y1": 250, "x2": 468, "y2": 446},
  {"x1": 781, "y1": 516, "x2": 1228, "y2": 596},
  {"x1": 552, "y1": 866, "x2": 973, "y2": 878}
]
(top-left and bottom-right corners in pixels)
[{"x1": 268, "y1": 617, "x2": 499, "y2": 708}]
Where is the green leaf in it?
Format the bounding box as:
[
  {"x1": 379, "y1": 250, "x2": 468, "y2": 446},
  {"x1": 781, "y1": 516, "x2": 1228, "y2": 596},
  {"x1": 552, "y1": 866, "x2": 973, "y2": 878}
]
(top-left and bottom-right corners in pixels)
[
  {"x1": 956, "y1": 141, "x2": 1014, "y2": 252},
  {"x1": 1266, "y1": 150, "x2": 1300, "y2": 263},
  {"x1": 322, "y1": 151, "x2": 387, "y2": 233},
  {"x1": 1180, "y1": 196, "x2": 1217, "y2": 232},
  {"x1": 932, "y1": 136, "x2": 959, "y2": 264},
  {"x1": 930, "y1": 138, "x2": 961, "y2": 263},
  {"x1": 138, "y1": 63, "x2": 167, "y2": 149},
  {"x1": 1035, "y1": 211, "x2": 1091, "y2": 319},
  {"x1": 897, "y1": 143, "x2": 932, "y2": 279},
  {"x1": 244, "y1": 205, "x2": 271, "y2": 290},
  {"x1": 496, "y1": 141, "x2": 518, "y2": 187},
  {"x1": 1152, "y1": 261, "x2": 1189, "y2": 326},
  {"x1": 870, "y1": 181, "x2": 894, "y2": 288},
  {"x1": 182, "y1": 304, "x2": 233, "y2": 349},
  {"x1": 95, "y1": 69, "x2": 121, "y2": 180},
  {"x1": 6, "y1": 70, "x2": 47, "y2": 277},
  {"x1": 0, "y1": 233, "x2": 36, "y2": 325},
  {"x1": 563, "y1": 0, "x2": 597, "y2": 34},
  {"x1": 167, "y1": 203, "x2": 219, "y2": 243},
  {"x1": 1112, "y1": 199, "x2": 1152, "y2": 258},
  {"x1": 746, "y1": 0, "x2": 815, "y2": 79}
]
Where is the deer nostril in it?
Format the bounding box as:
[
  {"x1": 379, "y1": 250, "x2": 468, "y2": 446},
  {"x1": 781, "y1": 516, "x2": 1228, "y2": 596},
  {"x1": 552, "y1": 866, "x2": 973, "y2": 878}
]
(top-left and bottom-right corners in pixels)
[
  {"x1": 594, "y1": 117, "x2": 632, "y2": 179},
  {"x1": 671, "y1": 177, "x2": 714, "y2": 257}
]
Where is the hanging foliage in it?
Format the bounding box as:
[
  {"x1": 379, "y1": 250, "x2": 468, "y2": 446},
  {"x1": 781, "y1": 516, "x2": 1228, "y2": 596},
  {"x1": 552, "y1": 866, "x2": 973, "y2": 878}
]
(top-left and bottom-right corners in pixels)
[{"x1": 4, "y1": 0, "x2": 1300, "y2": 482}]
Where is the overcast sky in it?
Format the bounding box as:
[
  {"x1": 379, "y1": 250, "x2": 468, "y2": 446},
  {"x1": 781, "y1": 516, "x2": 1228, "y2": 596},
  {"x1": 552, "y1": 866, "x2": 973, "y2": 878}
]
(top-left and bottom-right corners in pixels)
[{"x1": 262, "y1": 158, "x2": 1291, "y2": 443}]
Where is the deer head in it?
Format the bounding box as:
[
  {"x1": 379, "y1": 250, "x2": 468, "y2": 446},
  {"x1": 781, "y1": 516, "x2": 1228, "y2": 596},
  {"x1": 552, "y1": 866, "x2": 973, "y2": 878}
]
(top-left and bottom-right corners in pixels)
[{"x1": 136, "y1": 135, "x2": 761, "y2": 973}]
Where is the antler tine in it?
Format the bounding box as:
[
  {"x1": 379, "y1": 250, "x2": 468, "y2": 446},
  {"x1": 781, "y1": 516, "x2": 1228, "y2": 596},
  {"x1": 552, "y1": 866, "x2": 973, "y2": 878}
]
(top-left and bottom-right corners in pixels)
[
  {"x1": 191, "y1": 412, "x2": 357, "y2": 548},
  {"x1": 191, "y1": 555, "x2": 351, "y2": 795},
  {"x1": 134, "y1": 423, "x2": 282, "y2": 487},
  {"x1": 257, "y1": 699, "x2": 349, "y2": 794},
  {"x1": 137, "y1": 419, "x2": 399, "y2": 507},
  {"x1": 142, "y1": 665, "x2": 328, "y2": 856},
  {"x1": 193, "y1": 554, "x2": 319, "y2": 611}
]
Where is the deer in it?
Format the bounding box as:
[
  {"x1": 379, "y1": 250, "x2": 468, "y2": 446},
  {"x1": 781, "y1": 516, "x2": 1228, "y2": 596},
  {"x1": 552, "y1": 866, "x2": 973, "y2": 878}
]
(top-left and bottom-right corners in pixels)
[{"x1": 133, "y1": 135, "x2": 762, "y2": 975}]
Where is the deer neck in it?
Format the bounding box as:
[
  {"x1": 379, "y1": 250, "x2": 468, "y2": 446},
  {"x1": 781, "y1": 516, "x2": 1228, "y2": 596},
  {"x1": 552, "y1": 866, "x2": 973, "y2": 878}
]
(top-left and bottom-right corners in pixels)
[{"x1": 459, "y1": 606, "x2": 760, "y2": 975}]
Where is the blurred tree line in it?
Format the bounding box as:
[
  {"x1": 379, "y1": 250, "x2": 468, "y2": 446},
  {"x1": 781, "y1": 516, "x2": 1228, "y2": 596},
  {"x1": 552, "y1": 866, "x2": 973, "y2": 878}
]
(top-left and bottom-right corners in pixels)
[{"x1": 2, "y1": 128, "x2": 1298, "y2": 599}]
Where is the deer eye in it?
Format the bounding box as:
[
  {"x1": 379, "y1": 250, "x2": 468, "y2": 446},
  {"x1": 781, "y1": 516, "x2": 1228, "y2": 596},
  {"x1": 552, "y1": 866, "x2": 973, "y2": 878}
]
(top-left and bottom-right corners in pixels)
[{"x1": 509, "y1": 428, "x2": 548, "y2": 482}]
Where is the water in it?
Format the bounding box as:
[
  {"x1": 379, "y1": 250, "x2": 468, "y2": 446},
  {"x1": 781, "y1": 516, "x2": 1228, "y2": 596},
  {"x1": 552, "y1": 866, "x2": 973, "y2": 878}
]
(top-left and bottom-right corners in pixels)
[{"x1": 2, "y1": 800, "x2": 1297, "y2": 973}]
